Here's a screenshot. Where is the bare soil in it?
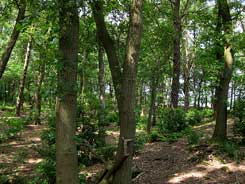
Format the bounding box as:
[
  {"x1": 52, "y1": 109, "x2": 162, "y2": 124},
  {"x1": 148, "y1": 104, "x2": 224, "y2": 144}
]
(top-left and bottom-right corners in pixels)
[
  {"x1": 85, "y1": 119, "x2": 245, "y2": 184},
  {"x1": 0, "y1": 124, "x2": 44, "y2": 181}
]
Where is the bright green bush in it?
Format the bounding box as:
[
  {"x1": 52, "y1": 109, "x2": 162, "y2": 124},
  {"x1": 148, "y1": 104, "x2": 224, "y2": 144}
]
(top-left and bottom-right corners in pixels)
[
  {"x1": 183, "y1": 127, "x2": 202, "y2": 145},
  {"x1": 148, "y1": 130, "x2": 165, "y2": 142},
  {"x1": 136, "y1": 116, "x2": 147, "y2": 130},
  {"x1": 201, "y1": 108, "x2": 214, "y2": 118},
  {"x1": 186, "y1": 109, "x2": 202, "y2": 125},
  {"x1": 157, "y1": 108, "x2": 188, "y2": 133}
]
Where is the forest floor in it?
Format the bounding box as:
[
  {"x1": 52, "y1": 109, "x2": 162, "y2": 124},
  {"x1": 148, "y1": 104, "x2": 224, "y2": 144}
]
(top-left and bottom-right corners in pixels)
[
  {"x1": 0, "y1": 122, "x2": 44, "y2": 182},
  {"x1": 0, "y1": 117, "x2": 245, "y2": 184},
  {"x1": 86, "y1": 119, "x2": 245, "y2": 184}
]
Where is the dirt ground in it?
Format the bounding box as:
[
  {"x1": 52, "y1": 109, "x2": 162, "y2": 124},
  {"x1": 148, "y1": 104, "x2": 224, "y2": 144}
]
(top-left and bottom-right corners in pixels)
[
  {"x1": 0, "y1": 118, "x2": 244, "y2": 184},
  {"x1": 132, "y1": 119, "x2": 245, "y2": 184},
  {"x1": 133, "y1": 140, "x2": 245, "y2": 184},
  {"x1": 86, "y1": 119, "x2": 245, "y2": 184},
  {"x1": 0, "y1": 124, "x2": 44, "y2": 181}
]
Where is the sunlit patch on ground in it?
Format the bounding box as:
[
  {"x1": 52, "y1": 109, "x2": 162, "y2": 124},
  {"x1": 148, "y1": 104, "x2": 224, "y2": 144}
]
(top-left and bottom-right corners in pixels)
[
  {"x1": 168, "y1": 155, "x2": 245, "y2": 183},
  {"x1": 0, "y1": 124, "x2": 45, "y2": 180}
]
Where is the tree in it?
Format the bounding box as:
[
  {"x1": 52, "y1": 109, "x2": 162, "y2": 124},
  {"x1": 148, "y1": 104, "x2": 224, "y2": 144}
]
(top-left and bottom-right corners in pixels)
[
  {"x1": 170, "y1": 0, "x2": 181, "y2": 108},
  {"x1": 34, "y1": 63, "x2": 45, "y2": 124},
  {"x1": 55, "y1": 0, "x2": 79, "y2": 183},
  {"x1": 16, "y1": 39, "x2": 32, "y2": 116},
  {"x1": 91, "y1": 0, "x2": 143, "y2": 183},
  {"x1": 0, "y1": 0, "x2": 26, "y2": 79},
  {"x1": 212, "y1": 0, "x2": 234, "y2": 140},
  {"x1": 98, "y1": 41, "x2": 106, "y2": 142}
]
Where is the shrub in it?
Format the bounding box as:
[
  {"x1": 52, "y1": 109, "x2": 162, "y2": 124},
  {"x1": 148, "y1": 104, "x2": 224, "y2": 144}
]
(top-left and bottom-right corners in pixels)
[
  {"x1": 219, "y1": 141, "x2": 239, "y2": 158},
  {"x1": 106, "y1": 111, "x2": 119, "y2": 124},
  {"x1": 183, "y1": 127, "x2": 201, "y2": 145},
  {"x1": 157, "y1": 108, "x2": 188, "y2": 133},
  {"x1": 136, "y1": 116, "x2": 147, "y2": 130},
  {"x1": 186, "y1": 109, "x2": 202, "y2": 125},
  {"x1": 233, "y1": 99, "x2": 245, "y2": 123},
  {"x1": 148, "y1": 130, "x2": 165, "y2": 142},
  {"x1": 0, "y1": 118, "x2": 27, "y2": 143},
  {"x1": 201, "y1": 108, "x2": 214, "y2": 119},
  {"x1": 134, "y1": 132, "x2": 149, "y2": 151},
  {"x1": 233, "y1": 121, "x2": 245, "y2": 144}
]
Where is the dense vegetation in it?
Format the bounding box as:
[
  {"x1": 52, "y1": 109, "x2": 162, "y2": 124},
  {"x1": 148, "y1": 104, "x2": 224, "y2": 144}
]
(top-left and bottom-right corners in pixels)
[{"x1": 0, "y1": 0, "x2": 244, "y2": 184}]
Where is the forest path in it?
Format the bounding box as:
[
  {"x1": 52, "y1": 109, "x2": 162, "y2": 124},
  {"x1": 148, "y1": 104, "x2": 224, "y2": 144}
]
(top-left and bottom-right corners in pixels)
[
  {"x1": 133, "y1": 119, "x2": 245, "y2": 184},
  {"x1": 0, "y1": 124, "x2": 45, "y2": 181}
]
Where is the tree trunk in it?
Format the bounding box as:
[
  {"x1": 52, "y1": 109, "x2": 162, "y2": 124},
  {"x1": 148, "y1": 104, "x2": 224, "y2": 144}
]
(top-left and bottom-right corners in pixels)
[
  {"x1": 98, "y1": 41, "x2": 106, "y2": 143},
  {"x1": 170, "y1": 0, "x2": 181, "y2": 108},
  {"x1": 34, "y1": 64, "x2": 45, "y2": 124},
  {"x1": 230, "y1": 81, "x2": 234, "y2": 110},
  {"x1": 0, "y1": 0, "x2": 26, "y2": 79},
  {"x1": 55, "y1": 1, "x2": 79, "y2": 183},
  {"x1": 92, "y1": 1, "x2": 143, "y2": 183},
  {"x1": 197, "y1": 78, "x2": 203, "y2": 109},
  {"x1": 183, "y1": 31, "x2": 191, "y2": 110},
  {"x1": 113, "y1": 1, "x2": 143, "y2": 183},
  {"x1": 91, "y1": 1, "x2": 122, "y2": 108},
  {"x1": 147, "y1": 74, "x2": 158, "y2": 133},
  {"x1": 212, "y1": 0, "x2": 234, "y2": 141},
  {"x1": 16, "y1": 40, "x2": 32, "y2": 116}
]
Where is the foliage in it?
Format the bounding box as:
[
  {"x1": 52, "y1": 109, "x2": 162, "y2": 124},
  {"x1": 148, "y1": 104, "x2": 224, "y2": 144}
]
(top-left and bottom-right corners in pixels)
[
  {"x1": 218, "y1": 141, "x2": 239, "y2": 159},
  {"x1": 134, "y1": 132, "x2": 149, "y2": 151},
  {"x1": 105, "y1": 111, "x2": 119, "y2": 125},
  {"x1": 0, "y1": 117, "x2": 27, "y2": 143},
  {"x1": 157, "y1": 108, "x2": 188, "y2": 133},
  {"x1": 183, "y1": 127, "x2": 202, "y2": 145},
  {"x1": 186, "y1": 109, "x2": 203, "y2": 125},
  {"x1": 136, "y1": 115, "x2": 147, "y2": 130},
  {"x1": 233, "y1": 99, "x2": 245, "y2": 123},
  {"x1": 233, "y1": 121, "x2": 245, "y2": 144},
  {"x1": 148, "y1": 130, "x2": 166, "y2": 142}
]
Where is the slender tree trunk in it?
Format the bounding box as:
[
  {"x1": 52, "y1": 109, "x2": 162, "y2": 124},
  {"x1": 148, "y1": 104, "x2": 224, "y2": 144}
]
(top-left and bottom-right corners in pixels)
[
  {"x1": 55, "y1": 1, "x2": 79, "y2": 183},
  {"x1": 147, "y1": 76, "x2": 158, "y2": 133},
  {"x1": 230, "y1": 81, "x2": 234, "y2": 110},
  {"x1": 213, "y1": 0, "x2": 234, "y2": 141},
  {"x1": 197, "y1": 78, "x2": 203, "y2": 109},
  {"x1": 91, "y1": 1, "x2": 122, "y2": 108},
  {"x1": 34, "y1": 64, "x2": 45, "y2": 124},
  {"x1": 16, "y1": 40, "x2": 32, "y2": 116},
  {"x1": 183, "y1": 31, "x2": 191, "y2": 110},
  {"x1": 170, "y1": 0, "x2": 181, "y2": 108},
  {"x1": 98, "y1": 42, "x2": 106, "y2": 142},
  {"x1": 0, "y1": 0, "x2": 26, "y2": 79}
]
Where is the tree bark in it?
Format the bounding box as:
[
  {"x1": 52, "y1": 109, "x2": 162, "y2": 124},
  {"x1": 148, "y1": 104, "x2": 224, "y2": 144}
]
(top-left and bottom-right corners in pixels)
[
  {"x1": 92, "y1": 1, "x2": 143, "y2": 183},
  {"x1": 147, "y1": 59, "x2": 161, "y2": 133},
  {"x1": 183, "y1": 31, "x2": 192, "y2": 110},
  {"x1": 91, "y1": 1, "x2": 122, "y2": 107},
  {"x1": 16, "y1": 40, "x2": 32, "y2": 116},
  {"x1": 98, "y1": 41, "x2": 106, "y2": 143},
  {"x1": 170, "y1": 0, "x2": 181, "y2": 108},
  {"x1": 34, "y1": 64, "x2": 45, "y2": 124},
  {"x1": 0, "y1": 0, "x2": 26, "y2": 79},
  {"x1": 113, "y1": 1, "x2": 143, "y2": 183},
  {"x1": 147, "y1": 77, "x2": 158, "y2": 134},
  {"x1": 212, "y1": 0, "x2": 234, "y2": 141},
  {"x1": 197, "y1": 78, "x2": 203, "y2": 109},
  {"x1": 55, "y1": 1, "x2": 79, "y2": 183}
]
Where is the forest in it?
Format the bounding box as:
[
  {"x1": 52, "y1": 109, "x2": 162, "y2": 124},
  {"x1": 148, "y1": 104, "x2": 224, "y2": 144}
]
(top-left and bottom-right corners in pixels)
[{"x1": 0, "y1": 0, "x2": 245, "y2": 183}]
